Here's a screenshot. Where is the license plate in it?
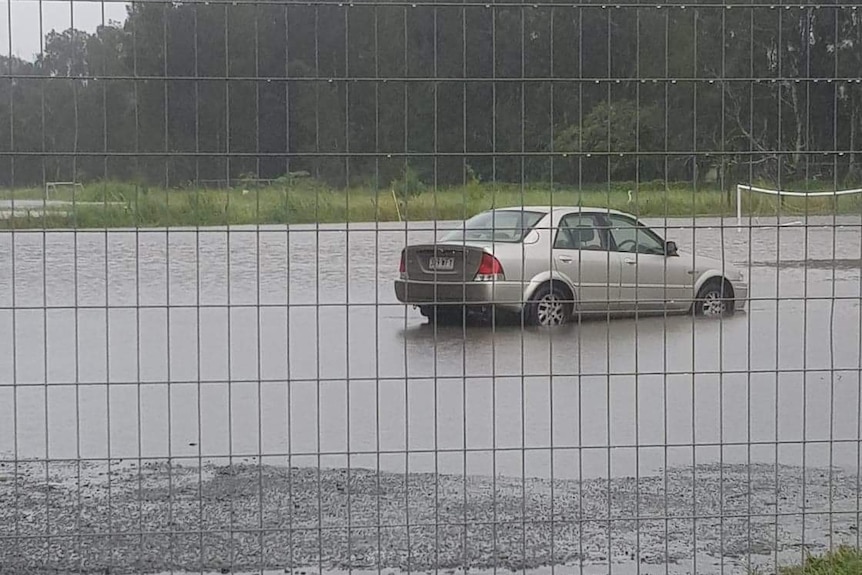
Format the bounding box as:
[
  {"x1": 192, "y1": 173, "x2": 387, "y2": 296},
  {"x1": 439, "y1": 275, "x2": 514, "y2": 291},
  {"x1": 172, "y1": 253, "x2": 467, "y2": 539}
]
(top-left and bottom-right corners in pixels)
[{"x1": 428, "y1": 256, "x2": 455, "y2": 271}]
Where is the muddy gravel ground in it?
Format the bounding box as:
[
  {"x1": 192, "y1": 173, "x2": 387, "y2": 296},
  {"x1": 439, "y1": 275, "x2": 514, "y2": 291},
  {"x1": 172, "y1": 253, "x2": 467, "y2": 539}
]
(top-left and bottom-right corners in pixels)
[{"x1": 1, "y1": 460, "x2": 860, "y2": 575}]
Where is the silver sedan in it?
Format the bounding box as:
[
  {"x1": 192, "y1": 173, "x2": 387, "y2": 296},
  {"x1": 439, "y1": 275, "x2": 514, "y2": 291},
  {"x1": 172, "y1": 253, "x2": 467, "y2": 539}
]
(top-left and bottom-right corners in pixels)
[{"x1": 394, "y1": 206, "x2": 748, "y2": 326}]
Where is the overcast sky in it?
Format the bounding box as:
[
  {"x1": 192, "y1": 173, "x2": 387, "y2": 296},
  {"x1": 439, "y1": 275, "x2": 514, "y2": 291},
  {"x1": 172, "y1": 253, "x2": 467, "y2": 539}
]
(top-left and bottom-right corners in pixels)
[{"x1": 2, "y1": 0, "x2": 129, "y2": 61}]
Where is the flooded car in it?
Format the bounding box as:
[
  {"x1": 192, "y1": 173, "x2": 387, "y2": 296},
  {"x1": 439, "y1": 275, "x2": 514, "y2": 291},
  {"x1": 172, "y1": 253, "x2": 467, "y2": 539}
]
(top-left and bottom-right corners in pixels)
[{"x1": 394, "y1": 206, "x2": 748, "y2": 326}]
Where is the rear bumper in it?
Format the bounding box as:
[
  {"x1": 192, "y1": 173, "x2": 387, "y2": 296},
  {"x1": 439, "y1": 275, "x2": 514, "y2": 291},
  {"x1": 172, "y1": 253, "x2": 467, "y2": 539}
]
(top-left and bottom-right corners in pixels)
[{"x1": 394, "y1": 279, "x2": 524, "y2": 311}]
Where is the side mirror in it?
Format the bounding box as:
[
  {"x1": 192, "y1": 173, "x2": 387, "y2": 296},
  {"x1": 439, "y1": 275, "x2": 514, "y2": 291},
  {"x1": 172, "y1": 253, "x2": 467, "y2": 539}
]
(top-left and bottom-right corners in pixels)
[{"x1": 665, "y1": 240, "x2": 678, "y2": 256}]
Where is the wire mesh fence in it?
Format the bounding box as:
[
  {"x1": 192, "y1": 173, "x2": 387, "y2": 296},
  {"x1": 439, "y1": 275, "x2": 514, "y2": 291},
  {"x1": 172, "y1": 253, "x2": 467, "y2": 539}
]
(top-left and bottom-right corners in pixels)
[{"x1": 2, "y1": 1, "x2": 862, "y2": 574}]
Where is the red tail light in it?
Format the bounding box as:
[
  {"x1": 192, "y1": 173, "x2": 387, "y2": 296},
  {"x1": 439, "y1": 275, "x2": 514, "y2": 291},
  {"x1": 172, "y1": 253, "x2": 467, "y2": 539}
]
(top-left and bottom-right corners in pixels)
[
  {"x1": 475, "y1": 252, "x2": 504, "y2": 279},
  {"x1": 399, "y1": 251, "x2": 406, "y2": 274}
]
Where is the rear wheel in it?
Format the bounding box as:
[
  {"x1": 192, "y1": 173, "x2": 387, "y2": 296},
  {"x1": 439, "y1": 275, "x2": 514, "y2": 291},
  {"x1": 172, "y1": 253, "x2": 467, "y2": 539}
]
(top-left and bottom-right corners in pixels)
[
  {"x1": 525, "y1": 282, "x2": 573, "y2": 327},
  {"x1": 694, "y1": 279, "x2": 735, "y2": 318}
]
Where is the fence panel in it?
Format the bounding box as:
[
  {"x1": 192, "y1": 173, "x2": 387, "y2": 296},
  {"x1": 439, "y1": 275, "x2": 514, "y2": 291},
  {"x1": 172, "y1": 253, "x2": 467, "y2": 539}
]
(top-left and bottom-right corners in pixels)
[{"x1": 2, "y1": 1, "x2": 862, "y2": 574}]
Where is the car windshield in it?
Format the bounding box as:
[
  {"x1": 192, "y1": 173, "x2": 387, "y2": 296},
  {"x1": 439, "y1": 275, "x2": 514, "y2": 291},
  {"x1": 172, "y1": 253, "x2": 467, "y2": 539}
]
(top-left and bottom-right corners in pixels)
[{"x1": 440, "y1": 209, "x2": 546, "y2": 243}]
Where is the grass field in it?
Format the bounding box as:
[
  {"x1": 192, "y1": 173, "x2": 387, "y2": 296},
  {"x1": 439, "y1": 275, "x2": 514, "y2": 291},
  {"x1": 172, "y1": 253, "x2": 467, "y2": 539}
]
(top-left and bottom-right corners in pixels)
[
  {"x1": 1, "y1": 179, "x2": 860, "y2": 229},
  {"x1": 777, "y1": 546, "x2": 862, "y2": 575}
]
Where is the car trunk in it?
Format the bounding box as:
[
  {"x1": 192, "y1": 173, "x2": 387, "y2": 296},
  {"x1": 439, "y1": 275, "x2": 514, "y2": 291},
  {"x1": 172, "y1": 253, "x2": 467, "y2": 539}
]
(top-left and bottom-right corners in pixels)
[{"x1": 403, "y1": 243, "x2": 487, "y2": 282}]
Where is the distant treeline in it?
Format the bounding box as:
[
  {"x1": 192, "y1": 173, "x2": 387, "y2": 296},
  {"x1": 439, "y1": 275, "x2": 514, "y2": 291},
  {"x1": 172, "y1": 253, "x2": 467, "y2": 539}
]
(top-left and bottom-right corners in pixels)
[{"x1": 2, "y1": 1, "x2": 862, "y2": 190}]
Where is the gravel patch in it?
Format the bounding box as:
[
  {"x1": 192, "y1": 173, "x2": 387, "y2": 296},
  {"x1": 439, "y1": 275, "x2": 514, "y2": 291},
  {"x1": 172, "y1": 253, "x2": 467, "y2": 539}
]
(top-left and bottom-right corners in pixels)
[{"x1": 0, "y1": 460, "x2": 860, "y2": 575}]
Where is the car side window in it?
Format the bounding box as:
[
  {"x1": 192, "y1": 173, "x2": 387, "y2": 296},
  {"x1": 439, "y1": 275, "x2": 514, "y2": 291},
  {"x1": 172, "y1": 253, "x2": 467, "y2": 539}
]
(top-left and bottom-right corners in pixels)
[
  {"x1": 554, "y1": 214, "x2": 605, "y2": 251},
  {"x1": 607, "y1": 215, "x2": 665, "y2": 255}
]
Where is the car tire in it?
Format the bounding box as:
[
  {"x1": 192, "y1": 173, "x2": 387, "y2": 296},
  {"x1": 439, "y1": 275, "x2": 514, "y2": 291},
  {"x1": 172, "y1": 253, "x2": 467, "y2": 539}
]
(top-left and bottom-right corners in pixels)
[
  {"x1": 694, "y1": 278, "x2": 735, "y2": 318},
  {"x1": 525, "y1": 282, "x2": 573, "y2": 327}
]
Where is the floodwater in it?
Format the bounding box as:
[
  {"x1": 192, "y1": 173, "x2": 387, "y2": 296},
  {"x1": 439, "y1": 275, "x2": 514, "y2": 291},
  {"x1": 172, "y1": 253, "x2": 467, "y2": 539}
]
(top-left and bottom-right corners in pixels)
[{"x1": 1, "y1": 215, "x2": 861, "y2": 481}]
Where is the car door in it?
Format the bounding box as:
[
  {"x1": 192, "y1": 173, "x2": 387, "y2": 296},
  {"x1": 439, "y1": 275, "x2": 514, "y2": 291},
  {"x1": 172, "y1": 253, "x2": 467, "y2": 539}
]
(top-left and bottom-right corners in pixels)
[
  {"x1": 604, "y1": 213, "x2": 693, "y2": 312},
  {"x1": 552, "y1": 212, "x2": 621, "y2": 313}
]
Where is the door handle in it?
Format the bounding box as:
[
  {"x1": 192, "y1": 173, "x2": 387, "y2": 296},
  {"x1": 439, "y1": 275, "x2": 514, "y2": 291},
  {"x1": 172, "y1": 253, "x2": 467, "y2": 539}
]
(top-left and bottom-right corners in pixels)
[
  {"x1": 559, "y1": 256, "x2": 573, "y2": 263},
  {"x1": 624, "y1": 258, "x2": 637, "y2": 265}
]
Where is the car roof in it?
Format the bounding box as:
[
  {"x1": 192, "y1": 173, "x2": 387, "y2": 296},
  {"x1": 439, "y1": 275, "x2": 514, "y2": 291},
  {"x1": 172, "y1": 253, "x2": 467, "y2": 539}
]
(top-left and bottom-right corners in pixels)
[{"x1": 492, "y1": 205, "x2": 634, "y2": 218}]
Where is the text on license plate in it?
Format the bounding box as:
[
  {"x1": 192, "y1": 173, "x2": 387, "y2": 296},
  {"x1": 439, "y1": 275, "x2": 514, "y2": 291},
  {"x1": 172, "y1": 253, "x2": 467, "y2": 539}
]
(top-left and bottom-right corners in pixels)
[{"x1": 428, "y1": 256, "x2": 455, "y2": 271}]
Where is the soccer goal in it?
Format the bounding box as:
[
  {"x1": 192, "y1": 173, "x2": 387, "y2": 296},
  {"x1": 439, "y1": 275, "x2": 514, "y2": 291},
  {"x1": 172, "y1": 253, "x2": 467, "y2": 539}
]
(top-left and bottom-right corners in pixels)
[
  {"x1": 735, "y1": 183, "x2": 862, "y2": 229},
  {"x1": 45, "y1": 181, "x2": 85, "y2": 202}
]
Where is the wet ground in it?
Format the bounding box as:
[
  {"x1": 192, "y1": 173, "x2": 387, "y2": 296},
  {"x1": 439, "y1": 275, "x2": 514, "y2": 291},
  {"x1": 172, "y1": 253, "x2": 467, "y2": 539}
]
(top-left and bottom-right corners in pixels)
[
  {"x1": 0, "y1": 214, "x2": 861, "y2": 573},
  {"x1": 0, "y1": 199, "x2": 124, "y2": 220},
  {"x1": 1, "y1": 459, "x2": 860, "y2": 575}
]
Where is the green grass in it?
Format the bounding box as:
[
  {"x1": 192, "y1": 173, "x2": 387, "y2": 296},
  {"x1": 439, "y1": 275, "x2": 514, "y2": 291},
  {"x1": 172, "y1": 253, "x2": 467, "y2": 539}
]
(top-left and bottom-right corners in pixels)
[
  {"x1": 1, "y1": 179, "x2": 860, "y2": 229},
  {"x1": 777, "y1": 546, "x2": 862, "y2": 575}
]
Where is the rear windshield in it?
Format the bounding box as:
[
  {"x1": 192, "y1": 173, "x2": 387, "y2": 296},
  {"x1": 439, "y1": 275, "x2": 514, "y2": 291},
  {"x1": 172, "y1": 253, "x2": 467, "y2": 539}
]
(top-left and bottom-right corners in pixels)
[{"x1": 440, "y1": 209, "x2": 546, "y2": 243}]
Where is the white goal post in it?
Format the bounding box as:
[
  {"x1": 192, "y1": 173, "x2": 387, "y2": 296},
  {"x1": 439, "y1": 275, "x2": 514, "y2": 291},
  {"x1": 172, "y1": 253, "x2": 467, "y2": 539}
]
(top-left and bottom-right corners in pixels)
[{"x1": 736, "y1": 183, "x2": 862, "y2": 229}]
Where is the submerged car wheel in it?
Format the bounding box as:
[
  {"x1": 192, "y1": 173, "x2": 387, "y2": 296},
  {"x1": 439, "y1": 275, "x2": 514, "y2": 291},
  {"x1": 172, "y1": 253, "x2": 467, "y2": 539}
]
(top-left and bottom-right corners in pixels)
[
  {"x1": 526, "y1": 283, "x2": 573, "y2": 327},
  {"x1": 694, "y1": 279, "x2": 735, "y2": 318}
]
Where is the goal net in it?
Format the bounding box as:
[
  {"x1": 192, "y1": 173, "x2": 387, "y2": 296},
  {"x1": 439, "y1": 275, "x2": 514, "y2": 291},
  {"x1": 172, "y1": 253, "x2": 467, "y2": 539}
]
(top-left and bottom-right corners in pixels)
[{"x1": 735, "y1": 183, "x2": 862, "y2": 229}]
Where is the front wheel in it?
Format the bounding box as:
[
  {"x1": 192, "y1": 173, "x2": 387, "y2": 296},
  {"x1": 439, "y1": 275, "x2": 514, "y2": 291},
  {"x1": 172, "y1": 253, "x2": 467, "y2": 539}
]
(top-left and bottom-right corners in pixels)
[
  {"x1": 525, "y1": 283, "x2": 573, "y2": 327},
  {"x1": 694, "y1": 279, "x2": 735, "y2": 318}
]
